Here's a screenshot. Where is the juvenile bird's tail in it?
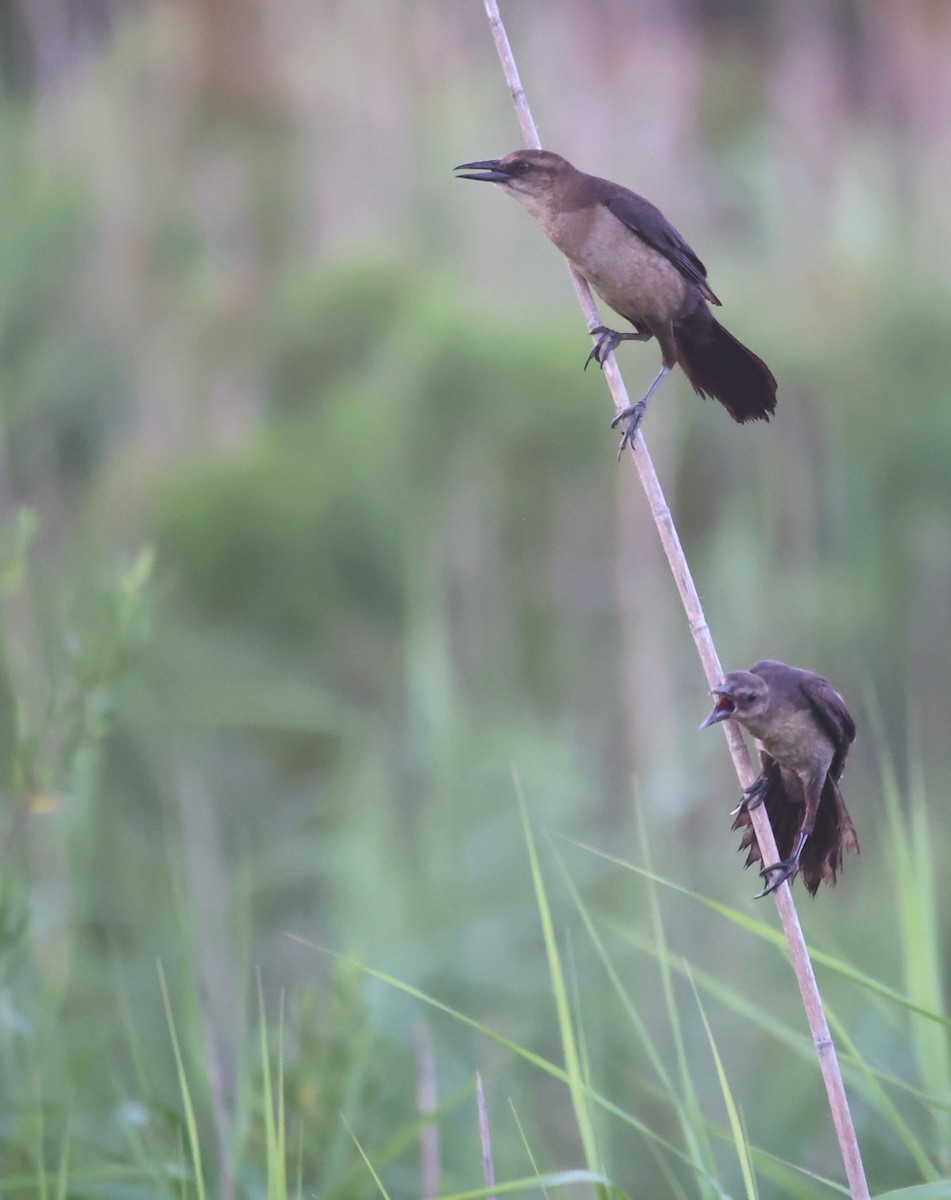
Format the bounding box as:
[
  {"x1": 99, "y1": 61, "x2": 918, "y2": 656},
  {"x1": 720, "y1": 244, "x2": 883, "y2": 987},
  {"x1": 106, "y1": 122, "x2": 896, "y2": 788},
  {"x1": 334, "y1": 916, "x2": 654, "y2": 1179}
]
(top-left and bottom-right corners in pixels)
[
  {"x1": 675, "y1": 313, "x2": 777, "y2": 424},
  {"x1": 733, "y1": 763, "x2": 860, "y2": 896}
]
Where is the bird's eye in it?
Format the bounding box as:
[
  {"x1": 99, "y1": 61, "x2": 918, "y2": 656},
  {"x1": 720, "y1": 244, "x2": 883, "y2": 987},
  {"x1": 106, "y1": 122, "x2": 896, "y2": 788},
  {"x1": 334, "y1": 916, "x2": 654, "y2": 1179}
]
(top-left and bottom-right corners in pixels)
[{"x1": 514, "y1": 160, "x2": 531, "y2": 173}]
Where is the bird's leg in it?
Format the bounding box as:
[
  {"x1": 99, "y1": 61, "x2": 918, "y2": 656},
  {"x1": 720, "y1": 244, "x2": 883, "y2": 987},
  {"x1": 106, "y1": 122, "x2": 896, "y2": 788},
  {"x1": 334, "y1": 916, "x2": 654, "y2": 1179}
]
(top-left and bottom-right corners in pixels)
[
  {"x1": 611, "y1": 365, "x2": 670, "y2": 455},
  {"x1": 584, "y1": 325, "x2": 651, "y2": 371},
  {"x1": 755, "y1": 831, "x2": 808, "y2": 898},
  {"x1": 755, "y1": 773, "x2": 821, "y2": 898},
  {"x1": 730, "y1": 774, "x2": 768, "y2": 817}
]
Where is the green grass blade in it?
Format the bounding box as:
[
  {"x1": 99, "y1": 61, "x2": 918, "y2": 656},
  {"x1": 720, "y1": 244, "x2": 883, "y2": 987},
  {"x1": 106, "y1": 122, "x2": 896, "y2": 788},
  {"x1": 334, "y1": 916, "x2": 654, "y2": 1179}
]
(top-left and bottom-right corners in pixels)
[
  {"x1": 551, "y1": 846, "x2": 676, "y2": 1097},
  {"x1": 54, "y1": 1114, "x2": 71, "y2": 1200},
  {"x1": 824, "y1": 1002, "x2": 939, "y2": 1179},
  {"x1": 258, "y1": 974, "x2": 288, "y2": 1200},
  {"x1": 433, "y1": 1170, "x2": 625, "y2": 1199},
  {"x1": 342, "y1": 1115, "x2": 394, "y2": 1200},
  {"x1": 635, "y1": 798, "x2": 721, "y2": 1199},
  {"x1": 874, "y1": 1186, "x2": 951, "y2": 1200},
  {"x1": 687, "y1": 968, "x2": 758, "y2": 1200},
  {"x1": 508, "y1": 1098, "x2": 552, "y2": 1200},
  {"x1": 325, "y1": 1078, "x2": 478, "y2": 1200},
  {"x1": 158, "y1": 960, "x2": 207, "y2": 1200},
  {"x1": 34, "y1": 1085, "x2": 48, "y2": 1200},
  {"x1": 569, "y1": 841, "x2": 951, "y2": 1029},
  {"x1": 551, "y1": 848, "x2": 694, "y2": 1200},
  {"x1": 904, "y1": 765, "x2": 950, "y2": 1159},
  {"x1": 514, "y1": 771, "x2": 602, "y2": 1177},
  {"x1": 286, "y1": 935, "x2": 722, "y2": 1183},
  {"x1": 605, "y1": 915, "x2": 951, "y2": 1116},
  {"x1": 868, "y1": 690, "x2": 951, "y2": 1165}
]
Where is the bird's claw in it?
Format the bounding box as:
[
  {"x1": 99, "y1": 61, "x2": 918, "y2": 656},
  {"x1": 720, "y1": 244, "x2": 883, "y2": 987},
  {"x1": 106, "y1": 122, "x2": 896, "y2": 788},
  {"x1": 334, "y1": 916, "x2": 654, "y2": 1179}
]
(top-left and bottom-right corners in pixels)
[
  {"x1": 731, "y1": 775, "x2": 768, "y2": 815},
  {"x1": 755, "y1": 858, "x2": 798, "y2": 898},
  {"x1": 584, "y1": 326, "x2": 622, "y2": 371},
  {"x1": 611, "y1": 401, "x2": 647, "y2": 456}
]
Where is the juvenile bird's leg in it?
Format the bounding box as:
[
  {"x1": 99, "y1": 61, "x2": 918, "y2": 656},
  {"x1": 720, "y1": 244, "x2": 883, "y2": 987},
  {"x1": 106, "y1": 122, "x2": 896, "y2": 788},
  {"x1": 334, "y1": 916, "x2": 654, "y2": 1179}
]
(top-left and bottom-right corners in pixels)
[
  {"x1": 584, "y1": 325, "x2": 651, "y2": 371},
  {"x1": 756, "y1": 830, "x2": 809, "y2": 898},
  {"x1": 730, "y1": 774, "x2": 768, "y2": 817},
  {"x1": 611, "y1": 365, "x2": 670, "y2": 454},
  {"x1": 756, "y1": 775, "x2": 821, "y2": 896}
]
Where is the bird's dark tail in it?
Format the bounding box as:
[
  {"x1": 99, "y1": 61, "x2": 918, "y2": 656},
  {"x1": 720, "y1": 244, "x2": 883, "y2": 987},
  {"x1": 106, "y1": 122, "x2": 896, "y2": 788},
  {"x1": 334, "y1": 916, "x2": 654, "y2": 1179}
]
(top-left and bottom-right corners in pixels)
[
  {"x1": 733, "y1": 763, "x2": 859, "y2": 896},
  {"x1": 675, "y1": 313, "x2": 777, "y2": 424}
]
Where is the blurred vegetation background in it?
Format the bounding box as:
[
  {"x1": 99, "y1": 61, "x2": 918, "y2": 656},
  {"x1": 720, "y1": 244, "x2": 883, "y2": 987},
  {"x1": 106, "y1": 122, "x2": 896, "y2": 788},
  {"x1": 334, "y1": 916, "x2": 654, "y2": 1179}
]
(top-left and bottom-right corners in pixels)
[{"x1": 1, "y1": 0, "x2": 951, "y2": 1196}]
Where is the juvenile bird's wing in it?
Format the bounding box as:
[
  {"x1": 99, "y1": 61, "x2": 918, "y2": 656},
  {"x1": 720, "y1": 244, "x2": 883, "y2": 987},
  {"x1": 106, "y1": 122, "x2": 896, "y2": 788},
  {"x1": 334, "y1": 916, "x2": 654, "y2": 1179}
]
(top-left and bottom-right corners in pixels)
[
  {"x1": 603, "y1": 189, "x2": 721, "y2": 304},
  {"x1": 800, "y1": 678, "x2": 860, "y2": 892},
  {"x1": 799, "y1": 676, "x2": 857, "y2": 781}
]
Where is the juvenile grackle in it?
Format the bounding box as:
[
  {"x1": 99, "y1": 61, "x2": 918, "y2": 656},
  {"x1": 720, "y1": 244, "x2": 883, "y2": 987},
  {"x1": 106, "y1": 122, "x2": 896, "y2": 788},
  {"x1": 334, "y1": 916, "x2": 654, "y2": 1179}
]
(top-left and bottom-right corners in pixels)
[{"x1": 700, "y1": 659, "x2": 859, "y2": 897}]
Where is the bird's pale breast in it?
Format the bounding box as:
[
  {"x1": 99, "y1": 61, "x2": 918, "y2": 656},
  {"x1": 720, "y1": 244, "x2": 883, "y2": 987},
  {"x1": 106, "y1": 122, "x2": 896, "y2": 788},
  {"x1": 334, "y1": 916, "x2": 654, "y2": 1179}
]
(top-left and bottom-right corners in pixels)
[
  {"x1": 753, "y1": 706, "x2": 835, "y2": 778},
  {"x1": 542, "y1": 204, "x2": 686, "y2": 324}
]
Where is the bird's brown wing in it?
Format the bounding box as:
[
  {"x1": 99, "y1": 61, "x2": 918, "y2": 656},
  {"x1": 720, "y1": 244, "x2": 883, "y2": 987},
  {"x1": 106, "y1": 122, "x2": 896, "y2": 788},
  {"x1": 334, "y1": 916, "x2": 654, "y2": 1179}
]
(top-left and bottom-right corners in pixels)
[
  {"x1": 603, "y1": 191, "x2": 721, "y2": 305},
  {"x1": 799, "y1": 675, "x2": 857, "y2": 782}
]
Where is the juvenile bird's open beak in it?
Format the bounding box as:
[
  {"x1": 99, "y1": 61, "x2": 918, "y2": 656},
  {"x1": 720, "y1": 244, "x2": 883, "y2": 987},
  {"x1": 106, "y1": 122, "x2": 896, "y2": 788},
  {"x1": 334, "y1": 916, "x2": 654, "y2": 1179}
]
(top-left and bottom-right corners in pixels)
[
  {"x1": 699, "y1": 684, "x2": 736, "y2": 731},
  {"x1": 454, "y1": 159, "x2": 511, "y2": 183}
]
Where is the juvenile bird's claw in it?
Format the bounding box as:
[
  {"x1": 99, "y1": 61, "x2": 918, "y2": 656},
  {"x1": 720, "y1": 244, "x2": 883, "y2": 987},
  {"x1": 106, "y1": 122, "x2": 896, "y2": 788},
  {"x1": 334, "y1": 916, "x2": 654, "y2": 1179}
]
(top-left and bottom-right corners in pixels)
[
  {"x1": 732, "y1": 775, "x2": 768, "y2": 815},
  {"x1": 755, "y1": 858, "x2": 798, "y2": 898}
]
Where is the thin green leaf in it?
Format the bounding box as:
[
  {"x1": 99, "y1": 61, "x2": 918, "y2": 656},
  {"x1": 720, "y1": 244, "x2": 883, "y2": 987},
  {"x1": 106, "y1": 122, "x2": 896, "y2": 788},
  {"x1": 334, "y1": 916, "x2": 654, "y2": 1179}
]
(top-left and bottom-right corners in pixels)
[
  {"x1": 434, "y1": 1170, "x2": 625, "y2": 1199},
  {"x1": 874, "y1": 1185, "x2": 951, "y2": 1200},
  {"x1": 285, "y1": 935, "x2": 721, "y2": 1184},
  {"x1": 687, "y1": 967, "x2": 758, "y2": 1200},
  {"x1": 635, "y1": 798, "x2": 721, "y2": 1198},
  {"x1": 158, "y1": 960, "x2": 206, "y2": 1200},
  {"x1": 568, "y1": 841, "x2": 951, "y2": 1029},
  {"x1": 514, "y1": 771, "x2": 601, "y2": 1175},
  {"x1": 342, "y1": 1115, "x2": 394, "y2": 1200},
  {"x1": 605, "y1": 917, "x2": 951, "y2": 1115}
]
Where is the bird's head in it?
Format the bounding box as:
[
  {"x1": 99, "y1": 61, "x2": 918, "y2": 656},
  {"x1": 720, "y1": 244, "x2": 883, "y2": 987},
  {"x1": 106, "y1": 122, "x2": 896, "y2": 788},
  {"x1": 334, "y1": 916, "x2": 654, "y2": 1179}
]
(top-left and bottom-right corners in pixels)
[
  {"x1": 454, "y1": 149, "x2": 571, "y2": 217},
  {"x1": 699, "y1": 671, "x2": 769, "y2": 731}
]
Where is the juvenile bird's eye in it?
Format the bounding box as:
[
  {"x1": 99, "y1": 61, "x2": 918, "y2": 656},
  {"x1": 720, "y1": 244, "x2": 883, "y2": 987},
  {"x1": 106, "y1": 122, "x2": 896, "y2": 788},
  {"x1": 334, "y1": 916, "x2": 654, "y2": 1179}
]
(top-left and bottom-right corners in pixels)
[{"x1": 514, "y1": 160, "x2": 531, "y2": 173}]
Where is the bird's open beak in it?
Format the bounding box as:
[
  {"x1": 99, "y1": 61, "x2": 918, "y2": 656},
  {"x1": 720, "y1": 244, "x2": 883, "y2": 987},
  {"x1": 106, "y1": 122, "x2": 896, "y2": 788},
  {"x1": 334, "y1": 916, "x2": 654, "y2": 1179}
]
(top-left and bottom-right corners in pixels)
[
  {"x1": 454, "y1": 159, "x2": 511, "y2": 183},
  {"x1": 699, "y1": 685, "x2": 736, "y2": 731}
]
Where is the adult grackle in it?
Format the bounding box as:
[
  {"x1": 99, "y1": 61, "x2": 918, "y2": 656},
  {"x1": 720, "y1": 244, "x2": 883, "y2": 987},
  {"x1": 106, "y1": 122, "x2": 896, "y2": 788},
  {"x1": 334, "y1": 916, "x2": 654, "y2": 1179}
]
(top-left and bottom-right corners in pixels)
[{"x1": 455, "y1": 149, "x2": 777, "y2": 449}]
